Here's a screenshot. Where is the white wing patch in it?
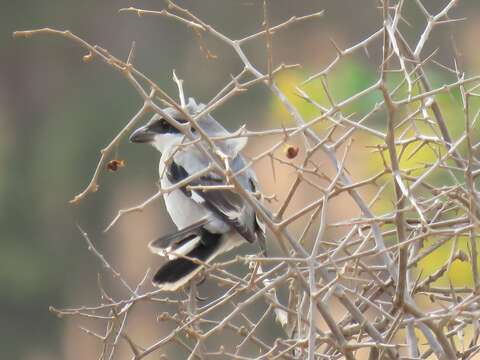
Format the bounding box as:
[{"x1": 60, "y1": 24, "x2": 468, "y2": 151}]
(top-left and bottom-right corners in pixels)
[
  {"x1": 191, "y1": 191, "x2": 205, "y2": 204},
  {"x1": 149, "y1": 235, "x2": 203, "y2": 260}
]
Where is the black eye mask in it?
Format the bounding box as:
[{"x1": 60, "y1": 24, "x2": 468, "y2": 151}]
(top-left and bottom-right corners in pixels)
[{"x1": 148, "y1": 117, "x2": 196, "y2": 134}]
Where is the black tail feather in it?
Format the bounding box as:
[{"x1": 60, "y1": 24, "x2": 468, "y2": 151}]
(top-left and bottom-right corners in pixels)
[
  {"x1": 153, "y1": 257, "x2": 201, "y2": 286},
  {"x1": 152, "y1": 229, "x2": 222, "y2": 290},
  {"x1": 149, "y1": 218, "x2": 208, "y2": 252}
]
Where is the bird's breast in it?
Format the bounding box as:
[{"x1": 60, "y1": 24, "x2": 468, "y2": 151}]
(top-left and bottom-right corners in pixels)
[{"x1": 160, "y1": 176, "x2": 206, "y2": 229}]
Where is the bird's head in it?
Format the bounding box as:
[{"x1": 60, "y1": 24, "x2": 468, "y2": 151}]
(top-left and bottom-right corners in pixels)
[
  {"x1": 129, "y1": 111, "x2": 194, "y2": 154},
  {"x1": 130, "y1": 97, "x2": 248, "y2": 157}
]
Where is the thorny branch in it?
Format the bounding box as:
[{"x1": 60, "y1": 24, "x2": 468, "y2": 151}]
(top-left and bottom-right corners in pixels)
[{"x1": 15, "y1": 0, "x2": 480, "y2": 358}]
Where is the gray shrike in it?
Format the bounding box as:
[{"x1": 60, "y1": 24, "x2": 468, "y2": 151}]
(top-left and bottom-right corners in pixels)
[{"x1": 130, "y1": 98, "x2": 266, "y2": 291}]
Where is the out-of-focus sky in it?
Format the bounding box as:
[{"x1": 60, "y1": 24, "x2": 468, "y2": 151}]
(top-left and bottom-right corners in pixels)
[{"x1": 2, "y1": 1, "x2": 480, "y2": 359}]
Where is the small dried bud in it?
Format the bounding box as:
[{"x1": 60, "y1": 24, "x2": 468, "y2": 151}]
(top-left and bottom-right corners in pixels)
[
  {"x1": 238, "y1": 326, "x2": 248, "y2": 336},
  {"x1": 106, "y1": 159, "x2": 125, "y2": 172},
  {"x1": 297, "y1": 338, "x2": 308, "y2": 348},
  {"x1": 284, "y1": 144, "x2": 299, "y2": 159},
  {"x1": 82, "y1": 51, "x2": 94, "y2": 63},
  {"x1": 456, "y1": 250, "x2": 469, "y2": 262},
  {"x1": 157, "y1": 312, "x2": 170, "y2": 321}
]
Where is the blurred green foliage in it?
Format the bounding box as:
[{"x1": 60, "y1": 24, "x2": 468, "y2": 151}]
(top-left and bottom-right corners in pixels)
[{"x1": 269, "y1": 59, "x2": 480, "y2": 291}]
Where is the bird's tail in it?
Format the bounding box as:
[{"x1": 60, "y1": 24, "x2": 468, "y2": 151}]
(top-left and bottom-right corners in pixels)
[{"x1": 149, "y1": 222, "x2": 222, "y2": 291}]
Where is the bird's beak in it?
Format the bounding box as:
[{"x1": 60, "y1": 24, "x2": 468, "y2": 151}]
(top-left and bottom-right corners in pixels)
[{"x1": 129, "y1": 125, "x2": 155, "y2": 143}]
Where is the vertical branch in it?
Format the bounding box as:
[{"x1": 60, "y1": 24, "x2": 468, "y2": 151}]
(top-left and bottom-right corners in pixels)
[
  {"x1": 382, "y1": 84, "x2": 409, "y2": 306},
  {"x1": 263, "y1": 0, "x2": 273, "y2": 84},
  {"x1": 173, "y1": 70, "x2": 186, "y2": 108},
  {"x1": 461, "y1": 87, "x2": 480, "y2": 294},
  {"x1": 380, "y1": 0, "x2": 408, "y2": 308},
  {"x1": 187, "y1": 284, "x2": 205, "y2": 359},
  {"x1": 307, "y1": 198, "x2": 328, "y2": 360}
]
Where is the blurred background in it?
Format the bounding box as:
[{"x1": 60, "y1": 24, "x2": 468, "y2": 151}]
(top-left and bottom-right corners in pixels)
[{"x1": 2, "y1": 0, "x2": 480, "y2": 359}]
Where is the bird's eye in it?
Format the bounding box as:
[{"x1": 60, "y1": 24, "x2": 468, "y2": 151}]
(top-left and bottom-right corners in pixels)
[
  {"x1": 149, "y1": 119, "x2": 170, "y2": 133},
  {"x1": 160, "y1": 120, "x2": 169, "y2": 130}
]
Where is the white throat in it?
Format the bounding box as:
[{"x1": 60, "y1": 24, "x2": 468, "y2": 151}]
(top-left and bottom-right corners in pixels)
[{"x1": 151, "y1": 133, "x2": 183, "y2": 154}]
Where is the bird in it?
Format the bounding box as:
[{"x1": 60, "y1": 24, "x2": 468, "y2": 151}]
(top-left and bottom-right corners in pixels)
[{"x1": 129, "y1": 98, "x2": 266, "y2": 291}]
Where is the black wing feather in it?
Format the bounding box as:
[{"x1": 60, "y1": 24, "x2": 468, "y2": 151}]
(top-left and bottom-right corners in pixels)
[
  {"x1": 149, "y1": 218, "x2": 209, "y2": 251},
  {"x1": 166, "y1": 161, "x2": 258, "y2": 243},
  {"x1": 153, "y1": 230, "x2": 222, "y2": 287}
]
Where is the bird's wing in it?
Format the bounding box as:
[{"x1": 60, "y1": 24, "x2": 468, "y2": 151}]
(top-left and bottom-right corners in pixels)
[
  {"x1": 166, "y1": 157, "x2": 260, "y2": 244},
  {"x1": 149, "y1": 217, "x2": 210, "y2": 256}
]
